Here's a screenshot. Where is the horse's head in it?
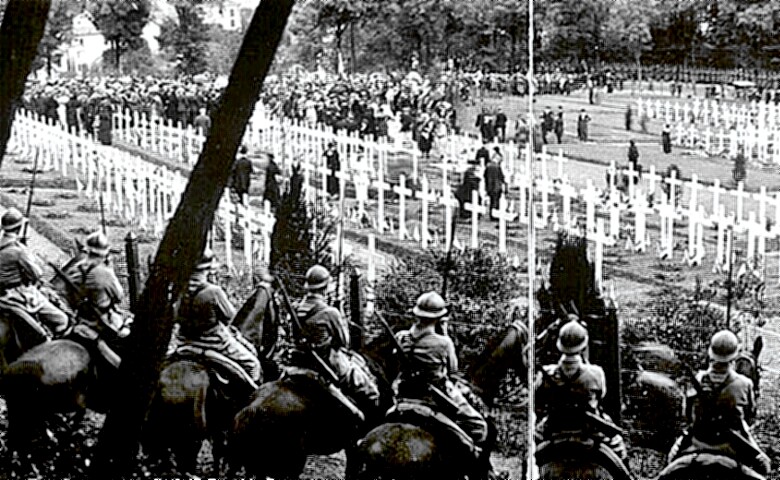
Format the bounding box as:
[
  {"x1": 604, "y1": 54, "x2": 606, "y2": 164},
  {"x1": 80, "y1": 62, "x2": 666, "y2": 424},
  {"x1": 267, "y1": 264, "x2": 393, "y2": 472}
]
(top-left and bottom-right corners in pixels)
[
  {"x1": 467, "y1": 302, "x2": 529, "y2": 406},
  {"x1": 360, "y1": 335, "x2": 400, "y2": 413},
  {"x1": 232, "y1": 283, "x2": 281, "y2": 381}
]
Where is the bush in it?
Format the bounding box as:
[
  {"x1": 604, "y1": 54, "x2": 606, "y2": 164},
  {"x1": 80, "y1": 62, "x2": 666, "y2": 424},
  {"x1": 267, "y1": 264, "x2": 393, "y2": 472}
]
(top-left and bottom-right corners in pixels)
[{"x1": 373, "y1": 247, "x2": 524, "y2": 372}]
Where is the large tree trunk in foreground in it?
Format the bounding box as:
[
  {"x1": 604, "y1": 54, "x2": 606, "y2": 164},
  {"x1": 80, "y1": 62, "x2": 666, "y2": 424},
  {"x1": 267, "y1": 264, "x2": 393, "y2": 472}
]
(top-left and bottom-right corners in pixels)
[
  {"x1": 0, "y1": 0, "x2": 52, "y2": 171},
  {"x1": 89, "y1": 1, "x2": 295, "y2": 477}
]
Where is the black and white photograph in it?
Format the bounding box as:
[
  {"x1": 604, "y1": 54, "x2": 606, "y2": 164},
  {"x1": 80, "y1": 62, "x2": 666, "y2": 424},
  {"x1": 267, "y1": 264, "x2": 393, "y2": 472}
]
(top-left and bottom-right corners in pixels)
[{"x1": 0, "y1": 0, "x2": 778, "y2": 479}]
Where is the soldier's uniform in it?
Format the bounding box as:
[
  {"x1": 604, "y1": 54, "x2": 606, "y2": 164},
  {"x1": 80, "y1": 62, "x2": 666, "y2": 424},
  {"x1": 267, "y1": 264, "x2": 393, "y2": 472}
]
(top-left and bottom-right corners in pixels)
[
  {"x1": 535, "y1": 320, "x2": 627, "y2": 459},
  {"x1": 67, "y1": 233, "x2": 127, "y2": 338},
  {"x1": 293, "y1": 265, "x2": 380, "y2": 413},
  {"x1": 669, "y1": 330, "x2": 770, "y2": 474},
  {"x1": 176, "y1": 250, "x2": 261, "y2": 387},
  {"x1": 394, "y1": 292, "x2": 488, "y2": 445},
  {"x1": 0, "y1": 208, "x2": 69, "y2": 336}
]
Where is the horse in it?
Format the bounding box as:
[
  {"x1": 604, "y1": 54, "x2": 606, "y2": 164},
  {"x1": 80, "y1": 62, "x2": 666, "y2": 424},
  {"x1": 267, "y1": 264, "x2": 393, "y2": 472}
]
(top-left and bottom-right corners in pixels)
[
  {"x1": 343, "y1": 318, "x2": 530, "y2": 480},
  {"x1": 0, "y1": 239, "x2": 86, "y2": 372},
  {"x1": 142, "y1": 280, "x2": 281, "y2": 475},
  {"x1": 535, "y1": 434, "x2": 634, "y2": 480},
  {"x1": 657, "y1": 452, "x2": 766, "y2": 480}
]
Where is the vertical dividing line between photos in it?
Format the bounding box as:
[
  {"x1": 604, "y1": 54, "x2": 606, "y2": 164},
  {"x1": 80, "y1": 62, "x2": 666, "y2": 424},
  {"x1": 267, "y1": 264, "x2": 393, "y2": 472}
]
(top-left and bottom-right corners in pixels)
[{"x1": 526, "y1": 0, "x2": 536, "y2": 478}]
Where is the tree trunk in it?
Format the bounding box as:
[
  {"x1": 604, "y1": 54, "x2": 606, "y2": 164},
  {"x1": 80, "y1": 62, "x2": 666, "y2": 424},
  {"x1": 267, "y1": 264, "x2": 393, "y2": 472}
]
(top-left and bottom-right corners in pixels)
[
  {"x1": 88, "y1": 1, "x2": 295, "y2": 477},
  {"x1": 0, "y1": 0, "x2": 52, "y2": 172}
]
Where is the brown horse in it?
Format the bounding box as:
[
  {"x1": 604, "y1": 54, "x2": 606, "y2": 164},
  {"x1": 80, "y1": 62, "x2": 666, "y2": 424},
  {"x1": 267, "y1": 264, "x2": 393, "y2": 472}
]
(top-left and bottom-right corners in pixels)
[
  {"x1": 535, "y1": 436, "x2": 634, "y2": 480},
  {"x1": 141, "y1": 281, "x2": 280, "y2": 475},
  {"x1": 657, "y1": 452, "x2": 766, "y2": 480},
  {"x1": 343, "y1": 320, "x2": 528, "y2": 480}
]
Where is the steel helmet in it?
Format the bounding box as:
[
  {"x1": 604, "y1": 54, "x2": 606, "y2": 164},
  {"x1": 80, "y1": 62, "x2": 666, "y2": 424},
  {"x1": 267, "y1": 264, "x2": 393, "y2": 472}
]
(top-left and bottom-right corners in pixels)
[
  {"x1": 305, "y1": 265, "x2": 331, "y2": 290},
  {"x1": 1, "y1": 208, "x2": 25, "y2": 231},
  {"x1": 709, "y1": 330, "x2": 740, "y2": 363},
  {"x1": 556, "y1": 321, "x2": 589, "y2": 355},
  {"x1": 86, "y1": 231, "x2": 110, "y2": 256},
  {"x1": 195, "y1": 248, "x2": 215, "y2": 271},
  {"x1": 413, "y1": 291, "x2": 448, "y2": 320}
]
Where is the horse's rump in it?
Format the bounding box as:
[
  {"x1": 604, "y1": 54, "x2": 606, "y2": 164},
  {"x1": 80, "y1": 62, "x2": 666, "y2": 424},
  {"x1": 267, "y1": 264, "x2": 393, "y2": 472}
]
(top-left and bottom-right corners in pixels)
[
  {"x1": 658, "y1": 452, "x2": 765, "y2": 480},
  {"x1": 386, "y1": 399, "x2": 478, "y2": 456},
  {"x1": 9, "y1": 339, "x2": 90, "y2": 386},
  {"x1": 535, "y1": 437, "x2": 632, "y2": 480}
]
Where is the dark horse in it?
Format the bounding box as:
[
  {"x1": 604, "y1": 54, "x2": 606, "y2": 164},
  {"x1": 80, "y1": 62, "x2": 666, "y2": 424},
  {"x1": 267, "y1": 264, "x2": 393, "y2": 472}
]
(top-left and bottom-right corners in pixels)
[
  {"x1": 142, "y1": 280, "x2": 281, "y2": 475},
  {"x1": 343, "y1": 308, "x2": 530, "y2": 480},
  {"x1": 0, "y1": 240, "x2": 85, "y2": 371}
]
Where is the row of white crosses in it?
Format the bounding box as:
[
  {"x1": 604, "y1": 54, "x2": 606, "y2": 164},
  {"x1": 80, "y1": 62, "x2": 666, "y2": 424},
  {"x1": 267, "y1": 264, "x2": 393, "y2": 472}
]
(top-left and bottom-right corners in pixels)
[
  {"x1": 111, "y1": 103, "x2": 780, "y2": 288},
  {"x1": 12, "y1": 109, "x2": 276, "y2": 271},
  {"x1": 112, "y1": 110, "x2": 206, "y2": 167},
  {"x1": 636, "y1": 97, "x2": 780, "y2": 129},
  {"x1": 671, "y1": 120, "x2": 780, "y2": 163}
]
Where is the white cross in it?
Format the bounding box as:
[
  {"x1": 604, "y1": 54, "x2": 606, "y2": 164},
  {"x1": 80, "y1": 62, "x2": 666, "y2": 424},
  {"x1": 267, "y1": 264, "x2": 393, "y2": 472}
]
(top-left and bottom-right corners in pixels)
[
  {"x1": 335, "y1": 162, "x2": 351, "y2": 204},
  {"x1": 394, "y1": 174, "x2": 413, "y2": 241},
  {"x1": 732, "y1": 181, "x2": 751, "y2": 225},
  {"x1": 433, "y1": 161, "x2": 455, "y2": 200},
  {"x1": 555, "y1": 149, "x2": 567, "y2": 179},
  {"x1": 415, "y1": 176, "x2": 438, "y2": 249},
  {"x1": 464, "y1": 189, "x2": 486, "y2": 249},
  {"x1": 492, "y1": 196, "x2": 517, "y2": 253},
  {"x1": 623, "y1": 163, "x2": 641, "y2": 202},
  {"x1": 581, "y1": 179, "x2": 601, "y2": 234},
  {"x1": 708, "y1": 179, "x2": 725, "y2": 218},
  {"x1": 753, "y1": 186, "x2": 771, "y2": 230},
  {"x1": 630, "y1": 195, "x2": 654, "y2": 252},
  {"x1": 644, "y1": 165, "x2": 664, "y2": 201},
  {"x1": 609, "y1": 198, "x2": 627, "y2": 242},
  {"x1": 684, "y1": 204, "x2": 710, "y2": 266},
  {"x1": 536, "y1": 176, "x2": 555, "y2": 227},
  {"x1": 439, "y1": 188, "x2": 459, "y2": 251},
  {"x1": 687, "y1": 174, "x2": 703, "y2": 212},
  {"x1": 664, "y1": 169, "x2": 685, "y2": 211},
  {"x1": 259, "y1": 200, "x2": 276, "y2": 264},
  {"x1": 558, "y1": 179, "x2": 577, "y2": 228},
  {"x1": 373, "y1": 169, "x2": 393, "y2": 234},
  {"x1": 656, "y1": 194, "x2": 681, "y2": 260},
  {"x1": 712, "y1": 205, "x2": 734, "y2": 273},
  {"x1": 587, "y1": 217, "x2": 616, "y2": 295}
]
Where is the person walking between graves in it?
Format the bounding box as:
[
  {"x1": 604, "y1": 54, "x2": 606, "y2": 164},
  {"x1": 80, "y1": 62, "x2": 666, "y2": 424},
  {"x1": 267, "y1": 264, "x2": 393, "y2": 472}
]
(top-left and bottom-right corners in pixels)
[
  {"x1": 230, "y1": 146, "x2": 255, "y2": 206},
  {"x1": 662, "y1": 124, "x2": 672, "y2": 154},
  {"x1": 455, "y1": 160, "x2": 481, "y2": 219},
  {"x1": 292, "y1": 265, "x2": 380, "y2": 415},
  {"x1": 554, "y1": 106, "x2": 564, "y2": 144},
  {"x1": 475, "y1": 141, "x2": 490, "y2": 165},
  {"x1": 485, "y1": 151, "x2": 505, "y2": 221},
  {"x1": 542, "y1": 106, "x2": 554, "y2": 144},
  {"x1": 394, "y1": 291, "x2": 494, "y2": 478},
  {"x1": 324, "y1": 141, "x2": 340, "y2": 198},
  {"x1": 577, "y1": 109, "x2": 591, "y2": 142},
  {"x1": 625, "y1": 106, "x2": 632, "y2": 131},
  {"x1": 0, "y1": 208, "x2": 70, "y2": 338},
  {"x1": 668, "y1": 330, "x2": 770, "y2": 475},
  {"x1": 627, "y1": 140, "x2": 640, "y2": 172},
  {"x1": 172, "y1": 249, "x2": 261, "y2": 392},
  {"x1": 535, "y1": 319, "x2": 627, "y2": 459},
  {"x1": 495, "y1": 107, "x2": 507, "y2": 143},
  {"x1": 193, "y1": 107, "x2": 211, "y2": 137},
  {"x1": 66, "y1": 231, "x2": 131, "y2": 373}
]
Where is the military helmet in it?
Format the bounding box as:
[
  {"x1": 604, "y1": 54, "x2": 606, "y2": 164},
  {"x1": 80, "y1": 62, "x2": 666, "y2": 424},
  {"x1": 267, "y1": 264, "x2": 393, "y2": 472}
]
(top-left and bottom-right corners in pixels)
[
  {"x1": 413, "y1": 291, "x2": 448, "y2": 320},
  {"x1": 556, "y1": 320, "x2": 589, "y2": 354},
  {"x1": 1, "y1": 208, "x2": 25, "y2": 231},
  {"x1": 709, "y1": 330, "x2": 740, "y2": 363},
  {"x1": 195, "y1": 248, "x2": 215, "y2": 271},
  {"x1": 86, "y1": 231, "x2": 110, "y2": 256},
  {"x1": 305, "y1": 265, "x2": 331, "y2": 290}
]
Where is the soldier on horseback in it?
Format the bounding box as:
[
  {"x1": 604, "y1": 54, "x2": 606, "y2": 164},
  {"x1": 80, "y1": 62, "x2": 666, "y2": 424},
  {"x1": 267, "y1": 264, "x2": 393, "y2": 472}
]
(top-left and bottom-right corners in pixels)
[
  {"x1": 172, "y1": 249, "x2": 261, "y2": 390},
  {"x1": 668, "y1": 329, "x2": 770, "y2": 474},
  {"x1": 0, "y1": 208, "x2": 70, "y2": 338},
  {"x1": 291, "y1": 265, "x2": 380, "y2": 415},
  {"x1": 394, "y1": 291, "x2": 494, "y2": 477},
  {"x1": 535, "y1": 319, "x2": 627, "y2": 459},
  {"x1": 65, "y1": 231, "x2": 131, "y2": 369}
]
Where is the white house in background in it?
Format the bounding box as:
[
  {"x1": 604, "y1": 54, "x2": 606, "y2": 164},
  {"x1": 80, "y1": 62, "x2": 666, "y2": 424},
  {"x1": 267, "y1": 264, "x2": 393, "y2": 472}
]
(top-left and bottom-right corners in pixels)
[
  {"x1": 59, "y1": 11, "x2": 164, "y2": 75},
  {"x1": 201, "y1": 0, "x2": 261, "y2": 32},
  {"x1": 60, "y1": 12, "x2": 109, "y2": 75}
]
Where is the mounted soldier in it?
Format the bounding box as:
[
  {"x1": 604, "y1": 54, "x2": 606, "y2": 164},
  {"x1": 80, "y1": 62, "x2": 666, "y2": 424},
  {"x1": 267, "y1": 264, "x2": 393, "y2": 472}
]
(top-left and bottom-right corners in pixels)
[
  {"x1": 171, "y1": 249, "x2": 261, "y2": 392},
  {"x1": 668, "y1": 330, "x2": 770, "y2": 474},
  {"x1": 0, "y1": 208, "x2": 70, "y2": 338},
  {"x1": 535, "y1": 319, "x2": 627, "y2": 459},
  {"x1": 65, "y1": 231, "x2": 131, "y2": 371},
  {"x1": 393, "y1": 291, "x2": 494, "y2": 478},
  {"x1": 291, "y1": 264, "x2": 380, "y2": 415}
]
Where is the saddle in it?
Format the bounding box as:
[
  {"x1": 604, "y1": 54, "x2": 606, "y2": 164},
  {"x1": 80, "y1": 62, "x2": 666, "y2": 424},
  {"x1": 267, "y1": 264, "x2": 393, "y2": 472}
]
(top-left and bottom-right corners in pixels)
[
  {"x1": 0, "y1": 304, "x2": 52, "y2": 348},
  {"x1": 172, "y1": 345, "x2": 258, "y2": 397},
  {"x1": 280, "y1": 365, "x2": 366, "y2": 421},
  {"x1": 659, "y1": 452, "x2": 766, "y2": 480},
  {"x1": 385, "y1": 398, "x2": 479, "y2": 458},
  {"x1": 69, "y1": 323, "x2": 121, "y2": 369}
]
